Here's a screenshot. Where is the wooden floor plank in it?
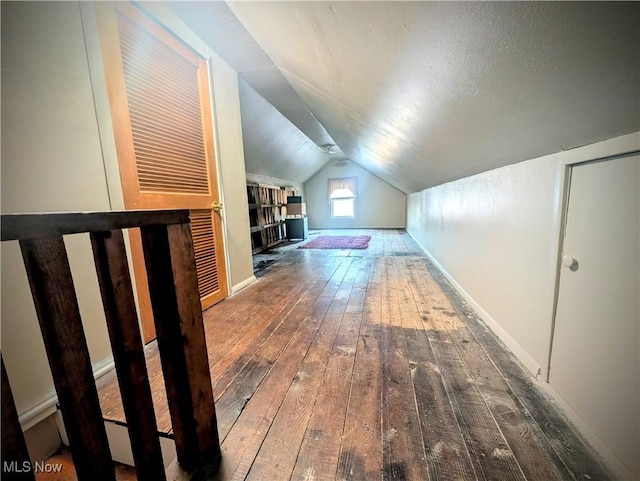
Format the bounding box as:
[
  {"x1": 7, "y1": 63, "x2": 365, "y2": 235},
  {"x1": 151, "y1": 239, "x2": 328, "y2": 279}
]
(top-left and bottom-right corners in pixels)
[
  {"x1": 337, "y1": 257, "x2": 383, "y2": 481},
  {"x1": 211, "y1": 256, "x2": 344, "y2": 401},
  {"x1": 290, "y1": 258, "x2": 371, "y2": 481},
  {"x1": 246, "y1": 257, "x2": 364, "y2": 481},
  {"x1": 206, "y1": 261, "x2": 306, "y2": 370},
  {"x1": 92, "y1": 229, "x2": 615, "y2": 481},
  {"x1": 412, "y1": 258, "x2": 569, "y2": 481},
  {"x1": 420, "y1": 259, "x2": 615, "y2": 481},
  {"x1": 406, "y1": 258, "x2": 528, "y2": 481},
  {"x1": 215, "y1": 258, "x2": 355, "y2": 481},
  {"x1": 380, "y1": 258, "x2": 430, "y2": 481},
  {"x1": 97, "y1": 253, "x2": 339, "y2": 436},
  {"x1": 214, "y1": 256, "x2": 348, "y2": 441},
  {"x1": 398, "y1": 257, "x2": 479, "y2": 481}
]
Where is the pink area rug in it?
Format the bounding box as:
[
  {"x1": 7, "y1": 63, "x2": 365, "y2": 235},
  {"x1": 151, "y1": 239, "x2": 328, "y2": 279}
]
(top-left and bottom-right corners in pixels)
[{"x1": 299, "y1": 235, "x2": 371, "y2": 250}]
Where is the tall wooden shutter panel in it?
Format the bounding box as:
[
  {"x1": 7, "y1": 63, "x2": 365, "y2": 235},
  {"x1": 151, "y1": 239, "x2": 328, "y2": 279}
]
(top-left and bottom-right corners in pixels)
[
  {"x1": 190, "y1": 210, "x2": 220, "y2": 298},
  {"x1": 98, "y1": 3, "x2": 229, "y2": 339},
  {"x1": 117, "y1": 13, "x2": 210, "y2": 195}
]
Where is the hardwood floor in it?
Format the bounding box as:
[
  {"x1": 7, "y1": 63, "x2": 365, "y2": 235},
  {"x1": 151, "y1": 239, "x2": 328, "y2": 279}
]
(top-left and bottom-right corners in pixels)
[
  {"x1": 35, "y1": 449, "x2": 137, "y2": 481},
  {"x1": 96, "y1": 229, "x2": 613, "y2": 480}
]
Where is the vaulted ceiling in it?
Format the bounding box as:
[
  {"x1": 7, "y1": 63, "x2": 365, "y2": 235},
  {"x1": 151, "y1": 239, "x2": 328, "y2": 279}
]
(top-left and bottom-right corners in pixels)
[{"x1": 168, "y1": 2, "x2": 640, "y2": 193}]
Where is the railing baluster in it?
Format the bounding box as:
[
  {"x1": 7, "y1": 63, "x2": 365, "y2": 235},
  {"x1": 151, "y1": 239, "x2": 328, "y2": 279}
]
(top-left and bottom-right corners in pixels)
[
  {"x1": 2, "y1": 211, "x2": 221, "y2": 478},
  {"x1": 1, "y1": 355, "x2": 35, "y2": 481},
  {"x1": 19, "y1": 237, "x2": 115, "y2": 481},
  {"x1": 140, "y1": 222, "x2": 221, "y2": 471},
  {"x1": 91, "y1": 230, "x2": 166, "y2": 480}
]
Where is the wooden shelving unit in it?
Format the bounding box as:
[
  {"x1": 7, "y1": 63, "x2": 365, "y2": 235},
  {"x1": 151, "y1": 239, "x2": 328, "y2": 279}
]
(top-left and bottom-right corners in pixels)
[{"x1": 247, "y1": 183, "x2": 297, "y2": 254}]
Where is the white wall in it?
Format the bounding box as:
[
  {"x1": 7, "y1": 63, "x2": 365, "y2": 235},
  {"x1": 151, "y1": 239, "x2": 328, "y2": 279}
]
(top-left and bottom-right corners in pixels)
[
  {"x1": 406, "y1": 132, "x2": 640, "y2": 478},
  {"x1": 406, "y1": 133, "x2": 639, "y2": 377},
  {"x1": 305, "y1": 160, "x2": 406, "y2": 229},
  {"x1": 1, "y1": 1, "x2": 114, "y2": 423},
  {"x1": 209, "y1": 56, "x2": 255, "y2": 293},
  {"x1": 407, "y1": 156, "x2": 562, "y2": 374}
]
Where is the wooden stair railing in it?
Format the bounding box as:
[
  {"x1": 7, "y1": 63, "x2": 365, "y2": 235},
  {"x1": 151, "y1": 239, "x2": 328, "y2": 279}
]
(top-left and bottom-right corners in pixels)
[{"x1": 0, "y1": 210, "x2": 221, "y2": 480}]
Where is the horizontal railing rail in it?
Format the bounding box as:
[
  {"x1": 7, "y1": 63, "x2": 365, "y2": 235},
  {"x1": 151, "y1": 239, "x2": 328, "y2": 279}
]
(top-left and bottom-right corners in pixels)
[{"x1": 1, "y1": 210, "x2": 221, "y2": 481}]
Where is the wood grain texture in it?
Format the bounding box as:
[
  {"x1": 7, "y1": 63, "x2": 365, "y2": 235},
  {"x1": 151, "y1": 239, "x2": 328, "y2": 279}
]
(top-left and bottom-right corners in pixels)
[
  {"x1": 412, "y1": 258, "x2": 568, "y2": 481},
  {"x1": 399, "y1": 258, "x2": 478, "y2": 481},
  {"x1": 290, "y1": 257, "x2": 371, "y2": 481},
  {"x1": 216, "y1": 258, "x2": 353, "y2": 481},
  {"x1": 90, "y1": 230, "x2": 166, "y2": 480},
  {"x1": 409, "y1": 259, "x2": 528, "y2": 481},
  {"x1": 246, "y1": 257, "x2": 362, "y2": 481},
  {"x1": 420, "y1": 259, "x2": 615, "y2": 481},
  {"x1": 91, "y1": 229, "x2": 615, "y2": 481},
  {"x1": 337, "y1": 255, "x2": 383, "y2": 481},
  {"x1": 2, "y1": 356, "x2": 35, "y2": 481},
  {"x1": 1, "y1": 210, "x2": 188, "y2": 241},
  {"x1": 380, "y1": 258, "x2": 429, "y2": 481},
  {"x1": 140, "y1": 223, "x2": 220, "y2": 471},
  {"x1": 213, "y1": 257, "x2": 345, "y2": 443},
  {"x1": 19, "y1": 237, "x2": 115, "y2": 481}
]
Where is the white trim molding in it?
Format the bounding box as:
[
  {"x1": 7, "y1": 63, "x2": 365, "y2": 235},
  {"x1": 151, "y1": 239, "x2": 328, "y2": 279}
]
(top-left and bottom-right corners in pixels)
[
  {"x1": 18, "y1": 357, "x2": 115, "y2": 432},
  {"x1": 232, "y1": 275, "x2": 257, "y2": 295},
  {"x1": 18, "y1": 397, "x2": 58, "y2": 432},
  {"x1": 540, "y1": 382, "x2": 634, "y2": 480},
  {"x1": 558, "y1": 131, "x2": 639, "y2": 166}
]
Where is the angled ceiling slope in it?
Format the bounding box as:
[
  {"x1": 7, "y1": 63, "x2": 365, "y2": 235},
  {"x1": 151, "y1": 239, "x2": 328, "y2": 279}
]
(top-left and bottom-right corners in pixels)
[
  {"x1": 238, "y1": 80, "x2": 332, "y2": 184},
  {"x1": 227, "y1": 1, "x2": 640, "y2": 193},
  {"x1": 165, "y1": 1, "x2": 342, "y2": 149}
]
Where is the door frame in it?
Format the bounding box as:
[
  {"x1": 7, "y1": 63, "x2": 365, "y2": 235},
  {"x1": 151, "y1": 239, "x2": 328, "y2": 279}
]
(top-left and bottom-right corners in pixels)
[
  {"x1": 79, "y1": 2, "x2": 233, "y2": 339},
  {"x1": 544, "y1": 134, "x2": 640, "y2": 382},
  {"x1": 543, "y1": 145, "x2": 639, "y2": 480}
]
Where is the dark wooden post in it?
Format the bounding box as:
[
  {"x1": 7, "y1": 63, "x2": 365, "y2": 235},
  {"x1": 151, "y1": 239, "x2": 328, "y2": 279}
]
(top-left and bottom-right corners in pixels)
[
  {"x1": 91, "y1": 230, "x2": 166, "y2": 480},
  {"x1": 19, "y1": 237, "x2": 116, "y2": 481},
  {"x1": 140, "y1": 222, "x2": 221, "y2": 471},
  {"x1": 1, "y1": 356, "x2": 35, "y2": 481}
]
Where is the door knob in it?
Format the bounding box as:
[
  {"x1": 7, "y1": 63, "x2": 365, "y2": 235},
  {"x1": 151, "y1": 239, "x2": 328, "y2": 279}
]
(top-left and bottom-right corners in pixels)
[
  {"x1": 562, "y1": 254, "x2": 578, "y2": 271},
  {"x1": 211, "y1": 201, "x2": 223, "y2": 212}
]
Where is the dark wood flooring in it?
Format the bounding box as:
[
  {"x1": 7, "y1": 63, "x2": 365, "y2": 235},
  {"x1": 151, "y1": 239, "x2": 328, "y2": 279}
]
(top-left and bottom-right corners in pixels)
[{"x1": 96, "y1": 229, "x2": 614, "y2": 481}]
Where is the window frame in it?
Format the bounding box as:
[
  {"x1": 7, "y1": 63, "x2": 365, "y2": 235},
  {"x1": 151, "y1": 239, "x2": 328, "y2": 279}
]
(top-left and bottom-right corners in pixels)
[
  {"x1": 330, "y1": 197, "x2": 356, "y2": 219},
  {"x1": 328, "y1": 177, "x2": 358, "y2": 219}
]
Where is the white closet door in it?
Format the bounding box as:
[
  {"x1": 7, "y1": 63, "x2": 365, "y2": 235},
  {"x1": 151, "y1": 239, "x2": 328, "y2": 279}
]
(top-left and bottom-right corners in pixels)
[{"x1": 550, "y1": 154, "x2": 639, "y2": 477}]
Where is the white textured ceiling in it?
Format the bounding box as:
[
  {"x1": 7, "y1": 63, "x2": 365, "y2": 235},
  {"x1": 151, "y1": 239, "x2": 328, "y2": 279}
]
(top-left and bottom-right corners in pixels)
[
  {"x1": 165, "y1": 2, "x2": 342, "y2": 156},
  {"x1": 238, "y1": 80, "x2": 331, "y2": 183},
  {"x1": 170, "y1": 2, "x2": 640, "y2": 192}
]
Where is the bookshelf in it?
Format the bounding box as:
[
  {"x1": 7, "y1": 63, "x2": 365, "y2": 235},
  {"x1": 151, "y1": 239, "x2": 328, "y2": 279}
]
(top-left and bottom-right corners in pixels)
[{"x1": 247, "y1": 183, "x2": 297, "y2": 254}]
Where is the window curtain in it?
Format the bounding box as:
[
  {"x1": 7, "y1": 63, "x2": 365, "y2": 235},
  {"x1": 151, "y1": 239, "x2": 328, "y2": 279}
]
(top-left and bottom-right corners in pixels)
[{"x1": 328, "y1": 177, "x2": 358, "y2": 200}]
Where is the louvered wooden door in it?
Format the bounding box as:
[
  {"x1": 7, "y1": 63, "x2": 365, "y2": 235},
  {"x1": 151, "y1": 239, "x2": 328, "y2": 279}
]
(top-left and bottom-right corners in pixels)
[{"x1": 97, "y1": 3, "x2": 228, "y2": 342}]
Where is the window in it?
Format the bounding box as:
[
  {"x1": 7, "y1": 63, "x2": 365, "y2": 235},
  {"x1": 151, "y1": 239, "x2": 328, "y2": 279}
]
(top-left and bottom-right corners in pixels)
[{"x1": 329, "y1": 177, "x2": 357, "y2": 218}]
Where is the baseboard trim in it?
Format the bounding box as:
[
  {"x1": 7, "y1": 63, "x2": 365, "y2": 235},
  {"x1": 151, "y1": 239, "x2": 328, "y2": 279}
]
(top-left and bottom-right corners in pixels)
[
  {"x1": 19, "y1": 397, "x2": 58, "y2": 432},
  {"x1": 406, "y1": 230, "x2": 541, "y2": 377},
  {"x1": 232, "y1": 275, "x2": 256, "y2": 295},
  {"x1": 308, "y1": 226, "x2": 406, "y2": 230},
  {"x1": 18, "y1": 358, "x2": 115, "y2": 431},
  {"x1": 540, "y1": 382, "x2": 634, "y2": 480}
]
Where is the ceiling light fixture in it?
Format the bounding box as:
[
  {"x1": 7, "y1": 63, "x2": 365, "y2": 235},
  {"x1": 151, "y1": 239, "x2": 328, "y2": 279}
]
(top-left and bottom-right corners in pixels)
[{"x1": 319, "y1": 143, "x2": 337, "y2": 154}]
